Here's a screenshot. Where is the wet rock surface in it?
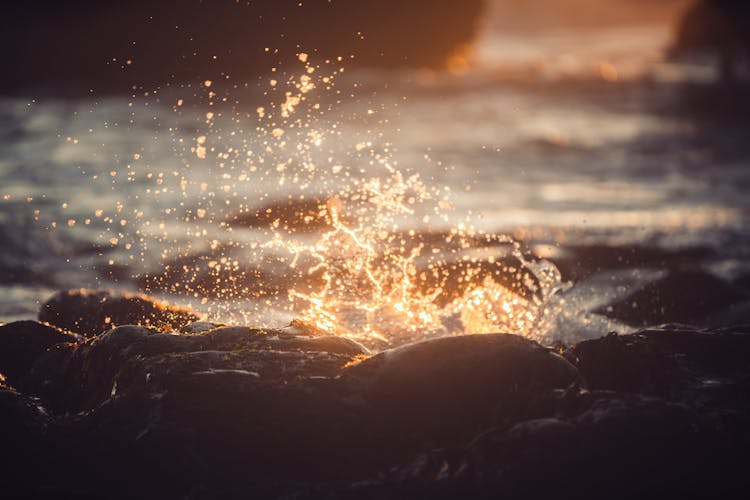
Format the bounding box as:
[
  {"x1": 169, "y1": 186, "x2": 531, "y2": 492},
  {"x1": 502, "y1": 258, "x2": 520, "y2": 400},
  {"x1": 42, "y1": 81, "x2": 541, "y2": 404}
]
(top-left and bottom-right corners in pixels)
[
  {"x1": 326, "y1": 394, "x2": 746, "y2": 500},
  {"x1": 340, "y1": 334, "x2": 579, "y2": 458},
  {"x1": 595, "y1": 269, "x2": 748, "y2": 326},
  {"x1": 550, "y1": 244, "x2": 716, "y2": 282},
  {"x1": 225, "y1": 197, "x2": 339, "y2": 233},
  {"x1": 1, "y1": 291, "x2": 749, "y2": 499},
  {"x1": 565, "y1": 324, "x2": 750, "y2": 410},
  {"x1": 38, "y1": 289, "x2": 200, "y2": 336},
  {"x1": 0, "y1": 320, "x2": 78, "y2": 386}
]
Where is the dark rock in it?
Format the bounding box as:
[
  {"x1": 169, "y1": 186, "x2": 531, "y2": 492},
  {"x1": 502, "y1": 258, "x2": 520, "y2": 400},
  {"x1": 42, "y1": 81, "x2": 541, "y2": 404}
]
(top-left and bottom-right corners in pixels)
[
  {"x1": 671, "y1": 0, "x2": 750, "y2": 84},
  {"x1": 551, "y1": 244, "x2": 714, "y2": 281},
  {"x1": 180, "y1": 321, "x2": 225, "y2": 334},
  {"x1": 18, "y1": 341, "x2": 78, "y2": 414},
  {"x1": 596, "y1": 269, "x2": 747, "y2": 326},
  {"x1": 6, "y1": 306, "x2": 750, "y2": 499},
  {"x1": 339, "y1": 393, "x2": 746, "y2": 500},
  {"x1": 0, "y1": 320, "x2": 78, "y2": 386},
  {"x1": 38, "y1": 289, "x2": 200, "y2": 336},
  {"x1": 0, "y1": 385, "x2": 60, "y2": 497},
  {"x1": 138, "y1": 253, "x2": 325, "y2": 300},
  {"x1": 565, "y1": 325, "x2": 750, "y2": 410},
  {"x1": 340, "y1": 334, "x2": 579, "y2": 460},
  {"x1": 415, "y1": 255, "x2": 544, "y2": 305},
  {"x1": 49, "y1": 323, "x2": 368, "y2": 412},
  {"x1": 55, "y1": 324, "x2": 369, "y2": 498},
  {"x1": 225, "y1": 197, "x2": 340, "y2": 233},
  {"x1": 25, "y1": 329, "x2": 579, "y2": 498}
]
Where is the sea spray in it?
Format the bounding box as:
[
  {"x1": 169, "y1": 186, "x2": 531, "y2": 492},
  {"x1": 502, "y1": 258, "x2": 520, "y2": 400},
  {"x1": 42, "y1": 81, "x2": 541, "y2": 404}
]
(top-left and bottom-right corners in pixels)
[{"x1": 33, "y1": 53, "x2": 572, "y2": 349}]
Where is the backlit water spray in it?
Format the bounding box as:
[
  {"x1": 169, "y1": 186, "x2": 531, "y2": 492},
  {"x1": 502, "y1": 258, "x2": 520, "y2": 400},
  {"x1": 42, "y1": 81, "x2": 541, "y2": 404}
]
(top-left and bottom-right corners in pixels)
[{"x1": 44, "y1": 53, "x2": 571, "y2": 350}]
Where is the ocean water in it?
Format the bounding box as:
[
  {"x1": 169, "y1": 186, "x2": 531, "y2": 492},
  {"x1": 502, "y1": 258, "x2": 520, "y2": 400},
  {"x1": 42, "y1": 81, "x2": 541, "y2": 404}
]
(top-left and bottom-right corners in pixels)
[{"x1": 1, "y1": 22, "x2": 749, "y2": 348}]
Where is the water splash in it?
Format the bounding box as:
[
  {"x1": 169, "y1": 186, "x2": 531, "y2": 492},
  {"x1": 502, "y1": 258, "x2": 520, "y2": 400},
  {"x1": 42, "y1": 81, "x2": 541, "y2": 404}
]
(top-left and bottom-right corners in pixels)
[
  {"x1": 261, "y1": 150, "x2": 570, "y2": 348},
  {"x1": 30, "y1": 52, "x2": 571, "y2": 349}
]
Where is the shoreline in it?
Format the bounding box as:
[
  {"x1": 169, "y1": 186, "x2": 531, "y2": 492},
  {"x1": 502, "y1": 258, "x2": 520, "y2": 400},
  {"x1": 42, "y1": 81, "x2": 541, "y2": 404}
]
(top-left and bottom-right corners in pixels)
[{"x1": 1, "y1": 288, "x2": 748, "y2": 498}]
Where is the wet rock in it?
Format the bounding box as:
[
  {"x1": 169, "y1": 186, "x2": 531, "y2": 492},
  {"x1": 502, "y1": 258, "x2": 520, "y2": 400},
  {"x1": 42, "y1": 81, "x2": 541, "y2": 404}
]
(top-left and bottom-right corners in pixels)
[
  {"x1": 23, "y1": 329, "x2": 580, "y2": 498},
  {"x1": 138, "y1": 252, "x2": 325, "y2": 300},
  {"x1": 565, "y1": 325, "x2": 750, "y2": 410},
  {"x1": 0, "y1": 320, "x2": 78, "y2": 386},
  {"x1": 596, "y1": 269, "x2": 747, "y2": 326},
  {"x1": 53, "y1": 324, "x2": 370, "y2": 498},
  {"x1": 18, "y1": 341, "x2": 78, "y2": 414},
  {"x1": 225, "y1": 197, "x2": 340, "y2": 233},
  {"x1": 0, "y1": 385, "x2": 62, "y2": 497},
  {"x1": 341, "y1": 334, "x2": 579, "y2": 458},
  {"x1": 415, "y1": 255, "x2": 544, "y2": 305},
  {"x1": 6, "y1": 308, "x2": 750, "y2": 499},
  {"x1": 338, "y1": 393, "x2": 745, "y2": 500},
  {"x1": 38, "y1": 289, "x2": 200, "y2": 336},
  {"x1": 51, "y1": 324, "x2": 368, "y2": 413},
  {"x1": 179, "y1": 321, "x2": 225, "y2": 334},
  {"x1": 551, "y1": 244, "x2": 714, "y2": 281},
  {"x1": 0, "y1": 385, "x2": 51, "y2": 453}
]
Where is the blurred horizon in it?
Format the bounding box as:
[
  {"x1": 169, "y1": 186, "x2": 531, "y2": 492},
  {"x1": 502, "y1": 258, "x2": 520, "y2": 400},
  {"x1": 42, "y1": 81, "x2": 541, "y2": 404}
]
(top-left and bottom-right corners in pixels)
[
  {"x1": 2, "y1": 0, "x2": 741, "y2": 95},
  {"x1": 475, "y1": 0, "x2": 692, "y2": 77}
]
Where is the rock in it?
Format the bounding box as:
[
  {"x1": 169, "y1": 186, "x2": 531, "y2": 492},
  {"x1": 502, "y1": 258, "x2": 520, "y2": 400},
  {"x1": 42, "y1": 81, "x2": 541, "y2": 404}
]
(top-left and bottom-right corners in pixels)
[
  {"x1": 47, "y1": 323, "x2": 368, "y2": 411},
  {"x1": 138, "y1": 252, "x2": 324, "y2": 300},
  {"x1": 0, "y1": 320, "x2": 78, "y2": 386},
  {"x1": 38, "y1": 289, "x2": 200, "y2": 336},
  {"x1": 671, "y1": 1, "x2": 750, "y2": 83},
  {"x1": 180, "y1": 321, "x2": 225, "y2": 334},
  {"x1": 338, "y1": 393, "x2": 745, "y2": 500},
  {"x1": 340, "y1": 334, "x2": 579, "y2": 459},
  {"x1": 0, "y1": 385, "x2": 62, "y2": 497},
  {"x1": 550, "y1": 244, "x2": 714, "y2": 281},
  {"x1": 23, "y1": 329, "x2": 579, "y2": 498},
  {"x1": 6, "y1": 311, "x2": 750, "y2": 499},
  {"x1": 225, "y1": 197, "x2": 340, "y2": 233},
  {"x1": 414, "y1": 255, "x2": 543, "y2": 305},
  {"x1": 565, "y1": 325, "x2": 750, "y2": 410},
  {"x1": 18, "y1": 341, "x2": 78, "y2": 414},
  {"x1": 53, "y1": 324, "x2": 370, "y2": 498},
  {"x1": 596, "y1": 269, "x2": 747, "y2": 326}
]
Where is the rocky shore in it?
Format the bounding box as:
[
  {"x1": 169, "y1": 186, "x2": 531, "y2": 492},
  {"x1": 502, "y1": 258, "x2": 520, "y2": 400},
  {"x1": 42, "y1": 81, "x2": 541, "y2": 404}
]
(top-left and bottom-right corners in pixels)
[{"x1": 1, "y1": 289, "x2": 749, "y2": 499}]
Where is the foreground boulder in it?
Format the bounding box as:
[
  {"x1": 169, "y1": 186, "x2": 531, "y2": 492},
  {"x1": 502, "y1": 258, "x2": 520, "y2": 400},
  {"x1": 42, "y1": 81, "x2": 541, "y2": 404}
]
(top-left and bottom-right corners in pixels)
[
  {"x1": 341, "y1": 334, "x2": 579, "y2": 459},
  {"x1": 38, "y1": 289, "x2": 200, "y2": 336},
  {"x1": 0, "y1": 384, "x2": 67, "y2": 498},
  {"x1": 0, "y1": 320, "x2": 78, "y2": 387}
]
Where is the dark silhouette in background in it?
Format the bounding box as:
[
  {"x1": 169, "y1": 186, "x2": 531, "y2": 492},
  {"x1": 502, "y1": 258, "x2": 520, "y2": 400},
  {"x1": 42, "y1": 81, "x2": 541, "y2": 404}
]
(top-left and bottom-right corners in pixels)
[
  {"x1": 1, "y1": 0, "x2": 484, "y2": 96},
  {"x1": 672, "y1": 0, "x2": 750, "y2": 83}
]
